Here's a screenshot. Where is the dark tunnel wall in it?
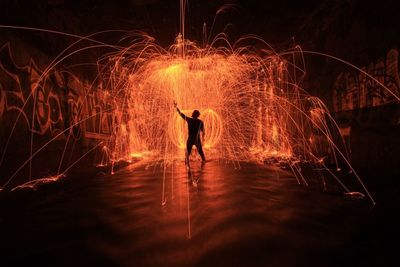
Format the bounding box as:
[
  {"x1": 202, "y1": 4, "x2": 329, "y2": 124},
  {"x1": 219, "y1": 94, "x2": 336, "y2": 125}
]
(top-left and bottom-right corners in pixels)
[
  {"x1": 298, "y1": 0, "x2": 400, "y2": 177},
  {"x1": 0, "y1": 34, "x2": 117, "y2": 189}
]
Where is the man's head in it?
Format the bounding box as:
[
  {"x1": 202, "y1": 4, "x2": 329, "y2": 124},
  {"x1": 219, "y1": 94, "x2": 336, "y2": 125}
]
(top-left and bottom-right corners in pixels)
[{"x1": 192, "y1": 110, "x2": 200, "y2": 118}]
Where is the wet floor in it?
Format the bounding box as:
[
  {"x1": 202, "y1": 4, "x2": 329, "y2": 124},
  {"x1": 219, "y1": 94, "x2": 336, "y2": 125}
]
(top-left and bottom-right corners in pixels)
[{"x1": 0, "y1": 160, "x2": 395, "y2": 267}]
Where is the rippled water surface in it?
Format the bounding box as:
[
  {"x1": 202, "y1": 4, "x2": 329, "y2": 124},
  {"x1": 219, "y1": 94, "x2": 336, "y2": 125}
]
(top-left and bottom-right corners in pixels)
[{"x1": 0, "y1": 160, "x2": 377, "y2": 266}]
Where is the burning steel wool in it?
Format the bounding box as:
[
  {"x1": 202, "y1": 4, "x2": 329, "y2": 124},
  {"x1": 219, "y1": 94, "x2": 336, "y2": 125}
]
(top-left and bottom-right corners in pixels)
[
  {"x1": 0, "y1": 24, "x2": 379, "y2": 205},
  {"x1": 0, "y1": 25, "x2": 375, "y2": 205},
  {"x1": 97, "y1": 32, "x2": 375, "y2": 204},
  {"x1": 107, "y1": 35, "x2": 313, "y2": 162}
]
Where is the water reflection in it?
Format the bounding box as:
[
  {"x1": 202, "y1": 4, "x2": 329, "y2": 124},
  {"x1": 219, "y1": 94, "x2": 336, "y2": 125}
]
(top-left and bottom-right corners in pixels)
[{"x1": 1, "y1": 160, "x2": 368, "y2": 267}]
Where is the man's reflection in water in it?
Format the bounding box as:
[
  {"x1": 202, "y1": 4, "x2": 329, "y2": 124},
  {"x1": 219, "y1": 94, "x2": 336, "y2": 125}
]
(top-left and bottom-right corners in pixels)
[{"x1": 187, "y1": 161, "x2": 206, "y2": 189}]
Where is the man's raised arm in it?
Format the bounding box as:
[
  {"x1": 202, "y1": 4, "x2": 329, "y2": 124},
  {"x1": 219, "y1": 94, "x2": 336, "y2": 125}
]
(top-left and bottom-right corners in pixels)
[{"x1": 173, "y1": 101, "x2": 186, "y2": 120}]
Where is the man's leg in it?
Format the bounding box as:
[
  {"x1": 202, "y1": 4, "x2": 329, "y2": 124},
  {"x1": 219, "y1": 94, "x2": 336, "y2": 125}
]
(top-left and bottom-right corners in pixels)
[
  {"x1": 186, "y1": 140, "x2": 193, "y2": 165},
  {"x1": 195, "y1": 141, "x2": 206, "y2": 162}
]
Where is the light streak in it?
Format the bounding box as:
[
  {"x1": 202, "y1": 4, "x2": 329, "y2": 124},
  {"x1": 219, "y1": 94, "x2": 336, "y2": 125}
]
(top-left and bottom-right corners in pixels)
[
  {"x1": 0, "y1": 19, "x2": 382, "y2": 205},
  {"x1": 106, "y1": 39, "x2": 297, "y2": 162},
  {"x1": 100, "y1": 31, "x2": 377, "y2": 204}
]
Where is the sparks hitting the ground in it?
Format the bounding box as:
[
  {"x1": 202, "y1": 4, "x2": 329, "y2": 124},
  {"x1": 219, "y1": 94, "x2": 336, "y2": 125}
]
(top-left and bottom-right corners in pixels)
[
  {"x1": 98, "y1": 31, "x2": 375, "y2": 205},
  {"x1": 0, "y1": 6, "x2": 382, "y2": 206}
]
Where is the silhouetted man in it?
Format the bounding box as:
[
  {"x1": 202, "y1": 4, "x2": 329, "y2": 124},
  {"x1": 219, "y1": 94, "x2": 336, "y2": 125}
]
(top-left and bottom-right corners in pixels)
[{"x1": 174, "y1": 102, "x2": 206, "y2": 163}]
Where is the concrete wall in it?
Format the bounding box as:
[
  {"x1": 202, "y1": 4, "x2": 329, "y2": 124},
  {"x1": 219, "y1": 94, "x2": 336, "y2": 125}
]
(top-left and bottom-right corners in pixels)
[
  {"x1": 0, "y1": 37, "x2": 116, "y2": 188},
  {"x1": 332, "y1": 48, "x2": 400, "y2": 175},
  {"x1": 298, "y1": 0, "x2": 400, "y2": 177}
]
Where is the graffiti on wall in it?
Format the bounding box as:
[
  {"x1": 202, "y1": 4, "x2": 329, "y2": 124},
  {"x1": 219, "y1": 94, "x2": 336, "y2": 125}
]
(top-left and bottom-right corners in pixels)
[
  {"x1": 0, "y1": 42, "x2": 115, "y2": 140},
  {"x1": 333, "y1": 48, "x2": 400, "y2": 112},
  {"x1": 84, "y1": 90, "x2": 114, "y2": 139}
]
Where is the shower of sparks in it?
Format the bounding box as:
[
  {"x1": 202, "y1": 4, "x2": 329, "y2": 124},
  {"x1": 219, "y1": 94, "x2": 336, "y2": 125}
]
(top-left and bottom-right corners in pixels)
[
  {"x1": 99, "y1": 32, "x2": 376, "y2": 205},
  {"x1": 0, "y1": 26, "x2": 376, "y2": 205},
  {"x1": 104, "y1": 35, "x2": 338, "y2": 168},
  {"x1": 108, "y1": 36, "x2": 309, "y2": 162}
]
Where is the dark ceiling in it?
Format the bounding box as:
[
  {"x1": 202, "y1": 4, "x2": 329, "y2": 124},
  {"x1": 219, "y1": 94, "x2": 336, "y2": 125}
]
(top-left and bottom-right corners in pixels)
[
  {"x1": 2, "y1": 0, "x2": 400, "y2": 81},
  {"x1": 0, "y1": 0, "x2": 341, "y2": 47},
  {"x1": 2, "y1": 0, "x2": 400, "y2": 52}
]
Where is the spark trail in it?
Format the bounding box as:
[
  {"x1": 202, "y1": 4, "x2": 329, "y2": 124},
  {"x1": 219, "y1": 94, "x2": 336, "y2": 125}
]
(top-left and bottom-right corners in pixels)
[
  {"x1": 0, "y1": 24, "x2": 379, "y2": 205},
  {"x1": 101, "y1": 33, "x2": 375, "y2": 204},
  {"x1": 106, "y1": 36, "x2": 325, "y2": 163}
]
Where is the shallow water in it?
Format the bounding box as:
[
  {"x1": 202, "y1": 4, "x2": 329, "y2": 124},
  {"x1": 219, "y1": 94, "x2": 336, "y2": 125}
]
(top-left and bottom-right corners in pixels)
[{"x1": 0, "y1": 160, "x2": 375, "y2": 266}]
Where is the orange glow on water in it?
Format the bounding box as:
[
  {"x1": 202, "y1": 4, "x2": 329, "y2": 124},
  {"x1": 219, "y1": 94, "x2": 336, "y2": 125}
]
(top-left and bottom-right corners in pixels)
[{"x1": 130, "y1": 152, "x2": 144, "y2": 158}]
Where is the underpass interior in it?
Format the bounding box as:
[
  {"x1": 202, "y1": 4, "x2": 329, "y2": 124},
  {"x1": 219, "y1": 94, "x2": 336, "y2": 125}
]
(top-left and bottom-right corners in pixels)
[{"x1": 1, "y1": 1, "x2": 400, "y2": 267}]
